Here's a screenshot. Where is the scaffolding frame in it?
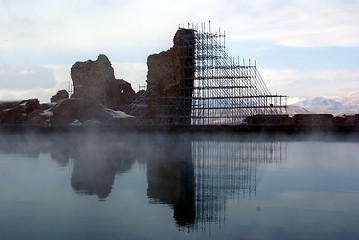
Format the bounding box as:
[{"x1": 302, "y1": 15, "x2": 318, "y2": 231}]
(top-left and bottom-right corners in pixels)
[{"x1": 126, "y1": 23, "x2": 287, "y2": 125}]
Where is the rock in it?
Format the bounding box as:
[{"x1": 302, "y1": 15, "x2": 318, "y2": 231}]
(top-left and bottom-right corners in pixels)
[
  {"x1": 71, "y1": 54, "x2": 114, "y2": 103},
  {"x1": 50, "y1": 98, "x2": 135, "y2": 126},
  {"x1": 106, "y1": 78, "x2": 136, "y2": 111},
  {"x1": 0, "y1": 101, "x2": 20, "y2": 125},
  {"x1": 27, "y1": 110, "x2": 50, "y2": 126},
  {"x1": 0, "y1": 99, "x2": 45, "y2": 125},
  {"x1": 50, "y1": 98, "x2": 101, "y2": 125},
  {"x1": 146, "y1": 29, "x2": 195, "y2": 125},
  {"x1": 135, "y1": 90, "x2": 146, "y2": 98},
  {"x1": 51, "y1": 90, "x2": 69, "y2": 103},
  {"x1": 0, "y1": 101, "x2": 19, "y2": 111},
  {"x1": 0, "y1": 107, "x2": 26, "y2": 125},
  {"x1": 70, "y1": 54, "x2": 136, "y2": 110},
  {"x1": 21, "y1": 99, "x2": 42, "y2": 114}
]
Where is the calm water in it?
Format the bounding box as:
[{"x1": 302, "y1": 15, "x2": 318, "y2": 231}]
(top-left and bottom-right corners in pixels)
[{"x1": 0, "y1": 132, "x2": 358, "y2": 240}]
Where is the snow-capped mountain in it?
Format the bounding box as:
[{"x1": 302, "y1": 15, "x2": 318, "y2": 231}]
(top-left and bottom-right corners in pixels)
[
  {"x1": 297, "y1": 97, "x2": 344, "y2": 110},
  {"x1": 287, "y1": 92, "x2": 359, "y2": 116}
]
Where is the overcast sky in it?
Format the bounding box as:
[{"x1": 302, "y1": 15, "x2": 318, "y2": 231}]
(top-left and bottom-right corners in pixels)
[{"x1": 1, "y1": 0, "x2": 359, "y2": 102}]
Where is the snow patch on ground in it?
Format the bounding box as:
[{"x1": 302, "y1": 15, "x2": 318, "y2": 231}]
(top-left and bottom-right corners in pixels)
[
  {"x1": 40, "y1": 109, "x2": 53, "y2": 117},
  {"x1": 106, "y1": 108, "x2": 134, "y2": 119},
  {"x1": 70, "y1": 119, "x2": 82, "y2": 126}
]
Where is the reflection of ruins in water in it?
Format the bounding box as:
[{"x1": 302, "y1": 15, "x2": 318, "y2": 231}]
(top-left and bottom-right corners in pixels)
[
  {"x1": 146, "y1": 137, "x2": 287, "y2": 231},
  {"x1": 70, "y1": 139, "x2": 135, "y2": 200},
  {"x1": 44, "y1": 133, "x2": 136, "y2": 200},
  {"x1": 146, "y1": 137, "x2": 195, "y2": 226},
  {"x1": 0, "y1": 133, "x2": 286, "y2": 231}
]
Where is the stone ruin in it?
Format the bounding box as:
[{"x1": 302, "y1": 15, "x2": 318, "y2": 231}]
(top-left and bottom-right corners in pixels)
[
  {"x1": 0, "y1": 54, "x2": 138, "y2": 126},
  {"x1": 51, "y1": 90, "x2": 69, "y2": 103},
  {"x1": 71, "y1": 54, "x2": 136, "y2": 111},
  {"x1": 146, "y1": 29, "x2": 195, "y2": 125},
  {"x1": 48, "y1": 54, "x2": 138, "y2": 126}
]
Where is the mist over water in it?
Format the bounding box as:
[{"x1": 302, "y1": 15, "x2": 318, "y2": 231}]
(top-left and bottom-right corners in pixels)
[{"x1": 0, "y1": 131, "x2": 358, "y2": 239}]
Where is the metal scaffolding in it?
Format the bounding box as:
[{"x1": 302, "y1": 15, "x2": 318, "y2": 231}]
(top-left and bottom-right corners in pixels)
[{"x1": 126, "y1": 23, "x2": 287, "y2": 125}]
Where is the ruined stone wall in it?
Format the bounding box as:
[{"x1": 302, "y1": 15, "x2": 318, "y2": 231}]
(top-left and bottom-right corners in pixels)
[
  {"x1": 146, "y1": 29, "x2": 195, "y2": 125},
  {"x1": 71, "y1": 54, "x2": 136, "y2": 111},
  {"x1": 51, "y1": 90, "x2": 69, "y2": 103},
  {"x1": 71, "y1": 54, "x2": 113, "y2": 104}
]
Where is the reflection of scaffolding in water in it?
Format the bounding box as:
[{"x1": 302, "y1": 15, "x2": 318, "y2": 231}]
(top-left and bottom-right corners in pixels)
[
  {"x1": 126, "y1": 23, "x2": 287, "y2": 125},
  {"x1": 190, "y1": 140, "x2": 286, "y2": 232}
]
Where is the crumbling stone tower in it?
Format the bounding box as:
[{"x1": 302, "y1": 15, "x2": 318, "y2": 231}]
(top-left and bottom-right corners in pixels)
[
  {"x1": 71, "y1": 54, "x2": 136, "y2": 111},
  {"x1": 146, "y1": 29, "x2": 195, "y2": 125}
]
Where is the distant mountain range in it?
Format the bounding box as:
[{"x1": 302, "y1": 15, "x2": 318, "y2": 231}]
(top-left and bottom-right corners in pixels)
[{"x1": 287, "y1": 92, "x2": 359, "y2": 116}]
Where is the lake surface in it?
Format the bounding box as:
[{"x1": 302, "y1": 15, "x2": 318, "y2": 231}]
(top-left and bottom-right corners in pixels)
[{"x1": 0, "y1": 132, "x2": 359, "y2": 240}]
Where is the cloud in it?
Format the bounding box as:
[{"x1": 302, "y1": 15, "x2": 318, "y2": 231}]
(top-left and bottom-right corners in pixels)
[
  {"x1": 0, "y1": 62, "x2": 71, "y2": 103},
  {"x1": 46, "y1": 64, "x2": 72, "y2": 89},
  {"x1": 1, "y1": 0, "x2": 359, "y2": 62},
  {"x1": 112, "y1": 62, "x2": 147, "y2": 92},
  {"x1": 0, "y1": 88, "x2": 55, "y2": 103},
  {"x1": 260, "y1": 68, "x2": 359, "y2": 98},
  {"x1": 0, "y1": 62, "x2": 55, "y2": 89},
  {"x1": 223, "y1": 0, "x2": 359, "y2": 47},
  {"x1": 1, "y1": 0, "x2": 359, "y2": 101}
]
